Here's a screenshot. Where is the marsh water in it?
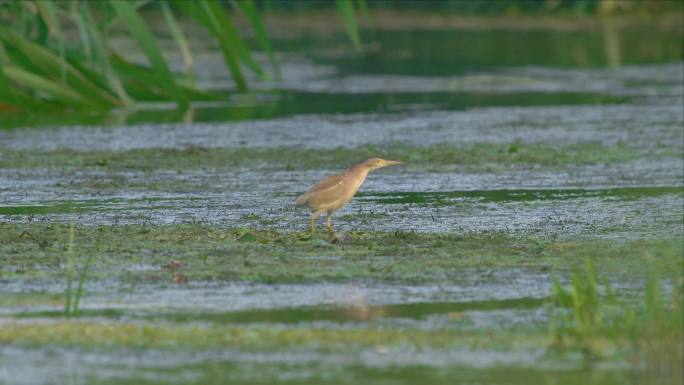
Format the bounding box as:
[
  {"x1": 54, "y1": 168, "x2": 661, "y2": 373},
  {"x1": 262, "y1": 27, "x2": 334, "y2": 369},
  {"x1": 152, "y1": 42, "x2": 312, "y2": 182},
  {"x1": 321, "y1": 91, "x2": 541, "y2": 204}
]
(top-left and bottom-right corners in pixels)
[{"x1": 0, "y1": 13, "x2": 683, "y2": 385}]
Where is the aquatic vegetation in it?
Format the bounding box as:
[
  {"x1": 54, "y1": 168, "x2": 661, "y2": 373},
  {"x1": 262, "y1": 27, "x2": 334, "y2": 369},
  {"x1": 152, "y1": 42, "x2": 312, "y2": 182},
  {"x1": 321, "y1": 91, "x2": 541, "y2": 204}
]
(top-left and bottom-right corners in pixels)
[
  {"x1": 0, "y1": 141, "x2": 671, "y2": 172},
  {"x1": 0, "y1": 0, "x2": 364, "y2": 110},
  {"x1": 550, "y1": 259, "x2": 684, "y2": 380},
  {"x1": 63, "y1": 222, "x2": 75, "y2": 317},
  {"x1": 59, "y1": 222, "x2": 96, "y2": 318},
  {"x1": 1, "y1": 223, "x2": 682, "y2": 283}
]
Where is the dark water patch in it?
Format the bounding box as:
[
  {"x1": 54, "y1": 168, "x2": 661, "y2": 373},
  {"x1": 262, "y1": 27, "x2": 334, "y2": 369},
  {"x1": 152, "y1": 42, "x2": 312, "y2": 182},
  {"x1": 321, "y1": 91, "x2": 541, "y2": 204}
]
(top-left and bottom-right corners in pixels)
[
  {"x1": 311, "y1": 27, "x2": 683, "y2": 76},
  {"x1": 12, "y1": 297, "x2": 546, "y2": 324},
  {"x1": 152, "y1": 297, "x2": 547, "y2": 324},
  {"x1": 0, "y1": 90, "x2": 624, "y2": 130},
  {"x1": 154, "y1": 298, "x2": 546, "y2": 323}
]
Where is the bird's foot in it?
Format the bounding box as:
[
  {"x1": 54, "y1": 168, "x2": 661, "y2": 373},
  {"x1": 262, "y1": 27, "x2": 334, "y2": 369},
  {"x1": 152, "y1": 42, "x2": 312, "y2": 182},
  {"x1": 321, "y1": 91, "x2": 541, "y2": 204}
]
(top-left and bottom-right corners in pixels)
[{"x1": 329, "y1": 231, "x2": 353, "y2": 244}]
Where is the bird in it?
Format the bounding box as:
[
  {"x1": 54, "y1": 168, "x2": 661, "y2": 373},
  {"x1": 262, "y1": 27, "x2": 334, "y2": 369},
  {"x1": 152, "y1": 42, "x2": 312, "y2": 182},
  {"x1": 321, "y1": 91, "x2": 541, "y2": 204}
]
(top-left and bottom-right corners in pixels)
[{"x1": 294, "y1": 157, "x2": 404, "y2": 234}]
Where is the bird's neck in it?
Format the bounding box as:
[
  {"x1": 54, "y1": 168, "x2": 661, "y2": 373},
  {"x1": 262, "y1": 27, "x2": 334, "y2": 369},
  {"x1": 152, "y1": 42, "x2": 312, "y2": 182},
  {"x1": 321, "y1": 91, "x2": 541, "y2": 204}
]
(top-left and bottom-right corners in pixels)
[
  {"x1": 349, "y1": 165, "x2": 372, "y2": 176},
  {"x1": 347, "y1": 166, "x2": 371, "y2": 192}
]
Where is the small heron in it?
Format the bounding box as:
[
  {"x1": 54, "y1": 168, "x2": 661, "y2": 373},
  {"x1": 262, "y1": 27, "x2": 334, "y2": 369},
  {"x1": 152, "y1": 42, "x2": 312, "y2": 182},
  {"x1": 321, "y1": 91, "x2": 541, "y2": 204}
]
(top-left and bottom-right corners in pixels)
[{"x1": 294, "y1": 157, "x2": 404, "y2": 234}]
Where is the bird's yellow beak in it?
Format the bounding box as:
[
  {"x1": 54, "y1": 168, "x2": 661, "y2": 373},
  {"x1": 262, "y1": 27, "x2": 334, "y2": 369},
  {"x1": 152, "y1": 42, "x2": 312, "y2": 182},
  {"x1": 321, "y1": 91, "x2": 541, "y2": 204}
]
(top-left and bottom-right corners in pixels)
[{"x1": 380, "y1": 159, "x2": 404, "y2": 167}]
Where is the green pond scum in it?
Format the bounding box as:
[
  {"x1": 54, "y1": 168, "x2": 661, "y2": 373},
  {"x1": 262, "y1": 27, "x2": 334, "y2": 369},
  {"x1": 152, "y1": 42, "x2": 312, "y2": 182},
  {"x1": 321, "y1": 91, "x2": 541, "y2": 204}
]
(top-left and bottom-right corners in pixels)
[
  {"x1": 1, "y1": 223, "x2": 682, "y2": 283},
  {"x1": 0, "y1": 141, "x2": 673, "y2": 172},
  {"x1": 0, "y1": 223, "x2": 681, "y2": 384},
  {"x1": 0, "y1": 222, "x2": 681, "y2": 383}
]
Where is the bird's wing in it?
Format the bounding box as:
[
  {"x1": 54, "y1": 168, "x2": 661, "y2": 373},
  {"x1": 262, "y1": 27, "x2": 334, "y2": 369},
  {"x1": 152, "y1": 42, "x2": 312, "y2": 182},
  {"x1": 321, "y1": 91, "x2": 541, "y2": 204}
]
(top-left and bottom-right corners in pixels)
[
  {"x1": 294, "y1": 172, "x2": 346, "y2": 206},
  {"x1": 309, "y1": 173, "x2": 346, "y2": 193}
]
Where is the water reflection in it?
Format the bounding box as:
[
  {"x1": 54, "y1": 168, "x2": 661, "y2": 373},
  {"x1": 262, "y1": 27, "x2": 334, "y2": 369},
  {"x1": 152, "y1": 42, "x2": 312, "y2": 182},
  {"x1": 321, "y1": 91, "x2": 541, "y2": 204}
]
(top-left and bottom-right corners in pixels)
[{"x1": 602, "y1": 20, "x2": 622, "y2": 68}]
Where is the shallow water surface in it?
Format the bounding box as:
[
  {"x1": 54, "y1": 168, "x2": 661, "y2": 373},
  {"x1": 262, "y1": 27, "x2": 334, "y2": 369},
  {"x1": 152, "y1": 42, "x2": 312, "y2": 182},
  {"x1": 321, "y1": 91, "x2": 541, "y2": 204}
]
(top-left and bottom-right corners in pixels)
[{"x1": 1, "y1": 170, "x2": 681, "y2": 237}]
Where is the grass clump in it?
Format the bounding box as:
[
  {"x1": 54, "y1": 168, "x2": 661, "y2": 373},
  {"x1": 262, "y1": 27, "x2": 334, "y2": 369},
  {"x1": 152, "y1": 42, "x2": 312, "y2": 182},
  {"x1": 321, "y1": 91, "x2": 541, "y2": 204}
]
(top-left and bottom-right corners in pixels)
[
  {"x1": 550, "y1": 259, "x2": 683, "y2": 381},
  {"x1": 54, "y1": 222, "x2": 96, "y2": 318}
]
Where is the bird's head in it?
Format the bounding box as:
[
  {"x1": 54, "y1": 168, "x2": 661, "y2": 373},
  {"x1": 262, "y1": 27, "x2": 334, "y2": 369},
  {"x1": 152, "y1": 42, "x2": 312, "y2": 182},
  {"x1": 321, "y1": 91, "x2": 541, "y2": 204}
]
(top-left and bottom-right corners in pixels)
[{"x1": 361, "y1": 157, "x2": 404, "y2": 170}]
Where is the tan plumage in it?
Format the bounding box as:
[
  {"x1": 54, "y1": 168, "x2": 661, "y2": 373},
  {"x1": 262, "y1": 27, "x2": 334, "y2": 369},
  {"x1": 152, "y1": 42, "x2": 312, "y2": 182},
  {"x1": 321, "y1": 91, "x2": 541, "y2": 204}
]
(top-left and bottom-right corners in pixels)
[{"x1": 295, "y1": 157, "x2": 404, "y2": 234}]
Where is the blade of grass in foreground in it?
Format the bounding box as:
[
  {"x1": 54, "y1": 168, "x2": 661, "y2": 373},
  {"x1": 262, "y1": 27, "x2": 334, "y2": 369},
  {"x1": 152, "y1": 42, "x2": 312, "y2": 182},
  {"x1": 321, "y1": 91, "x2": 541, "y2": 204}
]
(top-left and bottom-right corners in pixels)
[
  {"x1": 64, "y1": 223, "x2": 75, "y2": 318},
  {"x1": 179, "y1": 0, "x2": 247, "y2": 92},
  {"x1": 0, "y1": 26, "x2": 118, "y2": 106},
  {"x1": 0, "y1": 60, "x2": 56, "y2": 110},
  {"x1": 201, "y1": 0, "x2": 264, "y2": 79},
  {"x1": 34, "y1": 0, "x2": 67, "y2": 82},
  {"x1": 233, "y1": 0, "x2": 280, "y2": 80},
  {"x1": 0, "y1": 60, "x2": 16, "y2": 105},
  {"x1": 76, "y1": 2, "x2": 132, "y2": 105},
  {"x1": 72, "y1": 248, "x2": 96, "y2": 318},
  {"x1": 161, "y1": 0, "x2": 194, "y2": 77},
  {"x1": 2, "y1": 65, "x2": 97, "y2": 107},
  {"x1": 110, "y1": 0, "x2": 188, "y2": 108},
  {"x1": 336, "y1": 0, "x2": 361, "y2": 52}
]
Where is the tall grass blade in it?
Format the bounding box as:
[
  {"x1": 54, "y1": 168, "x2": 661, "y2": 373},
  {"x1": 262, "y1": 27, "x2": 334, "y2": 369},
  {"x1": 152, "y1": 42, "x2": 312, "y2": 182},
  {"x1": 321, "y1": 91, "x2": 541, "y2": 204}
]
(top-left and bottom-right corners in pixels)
[
  {"x1": 177, "y1": 0, "x2": 246, "y2": 91},
  {"x1": 233, "y1": 0, "x2": 280, "y2": 80},
  {"x1": 1, "y1": 0, "x2": 370, "y2": 107},
  {"x1": 336, "y1": 0, "x2": 361, "y2": 52},
  {"x1": 34, "y1": 0, "x2": 67, "y2": 82},
  {"x1": 0, "y1": 26, "x2": 119, "y2": 106},
  {"x1": 161, "y1": 0, "x2": 194, "y2": 76},
  {"x1": 64, "y1": 222, "x2": 75, "y2": 318},
  {"x1": 355, "y1": 0, "x2": 373, "y2": 28},
  {"x1": 110, "y1": 0, "x2": 188, "y2": 107},
  {"x1": 201, "y1": 0, "x2": 263, "y2": 79},
  {"x1": 105, "y1": 0, "x2": 153, "y2": 32},
  {"x1": 76, "y1": 2, "x2": 131, "y2": 104},
  {"x1": 3, "y1": 64, "x2": 97, "y2": 106},
  {"x1": 73, "y1": 10, "x2": 93, "y2": 61},
  {"x1": 73, "y1": 247, "x2": 96, "y2": 318},
  {"x1": 0, "y1": 60, "x2": 16, "y2": 106}
]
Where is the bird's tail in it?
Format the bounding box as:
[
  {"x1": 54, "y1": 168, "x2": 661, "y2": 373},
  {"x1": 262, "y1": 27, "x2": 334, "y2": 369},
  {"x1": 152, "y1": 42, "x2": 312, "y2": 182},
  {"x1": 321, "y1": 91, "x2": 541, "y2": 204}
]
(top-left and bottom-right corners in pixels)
[{"x1": 294, "y1": 192, "x2": 310, "y2": 207}]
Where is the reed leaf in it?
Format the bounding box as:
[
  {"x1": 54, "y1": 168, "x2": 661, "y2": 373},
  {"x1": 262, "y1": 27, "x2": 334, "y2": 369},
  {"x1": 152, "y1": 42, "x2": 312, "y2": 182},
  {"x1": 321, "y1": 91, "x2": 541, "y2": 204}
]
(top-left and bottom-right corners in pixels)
[
  {"x1": 161, "y1": 0, "x2": 194, "y2": 76},
  {"x1": 64, "y1": 222, "x2": 75, "y2": 318},
  {"x1": 355, "y1": 0, "x2": 373, "y2": 29},
  {"x1": 0, "y1": 0, "x2": 368, "y2": 108},
  {"x1": 73, "y1": 251, "x2": 95, "y2": 318},
  {"x1": 200, "y1": 0, "x2": 263, "y2": 78},
  {"x1": 175, "y1": 0, "x2": 247, "y2": 92},
  {"x1": 233, "y1": 0, "x2": 280, "y2": 80},
  {"x1": 76, "y1": 3, "x2": 131, "y2": 104},
  {"x1": 2, "y1": 64, "x2": 98, "y2": 106},
  {"x1": 73, "y1": 8, "x2": 93, "y2": 61},
  {"x1": 0, "y1": 60, "x2": 16, "y2": 105},
  {"x1": 0, "y1": 26, "x2": 119, "y2": 106},
  {"x1": 34, "y1": 0, "x2": 67, "y2": 81},
  {"x1": 110, "y1": 0, "x2": 188, "y2": 107},
  {"x1": 336, "y1": 0, "x2": 361, "y2": 52},
  {"x1": 0, "y1": 59, "x2": 55, "y2": 110},
  {"x1": 104, "y1": 0, "x2": 153, "y2": 32}
]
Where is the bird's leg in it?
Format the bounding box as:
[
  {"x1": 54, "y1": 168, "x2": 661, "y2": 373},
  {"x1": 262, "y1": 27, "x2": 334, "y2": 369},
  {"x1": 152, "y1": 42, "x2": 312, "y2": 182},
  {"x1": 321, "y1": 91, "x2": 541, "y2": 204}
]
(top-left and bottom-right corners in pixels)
[
  {"x1": 326, "y1": 212, "x2": 334, "y2": 235},
  {"x1": 310, "y1": 209, "x2": 325, "y2": 233}
]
